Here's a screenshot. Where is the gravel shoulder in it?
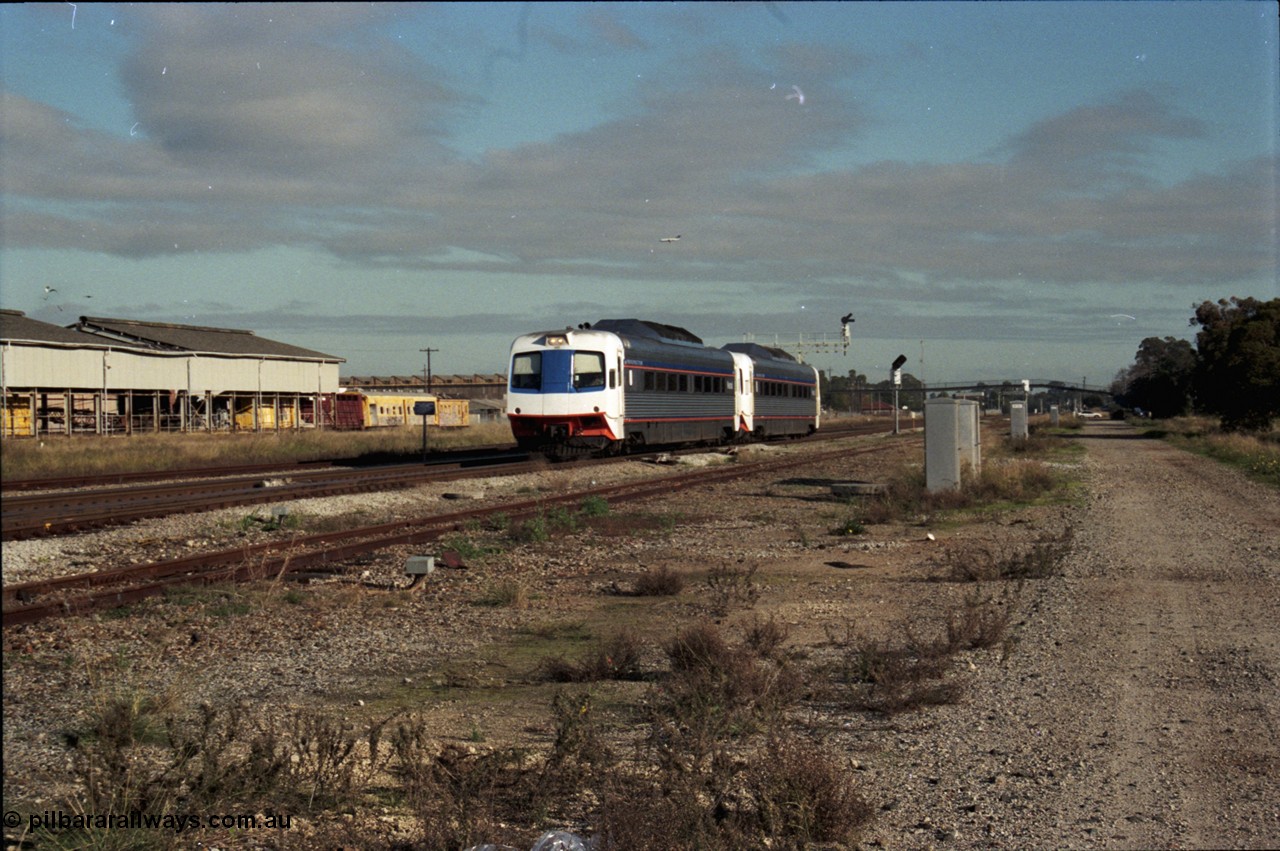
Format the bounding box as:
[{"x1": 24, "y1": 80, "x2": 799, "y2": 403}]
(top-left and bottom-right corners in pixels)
[{"x1": 864, "y1": 420, "x2": 1280, "y2": 848}]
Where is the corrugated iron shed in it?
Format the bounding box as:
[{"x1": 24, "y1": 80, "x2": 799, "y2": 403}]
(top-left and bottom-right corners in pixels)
[
  {"x1": 73, "y1": 316, "x2": 341, "y2": 361},
  {"x1": 1, "y1": 310, "x2": 127, "y2": 349}
]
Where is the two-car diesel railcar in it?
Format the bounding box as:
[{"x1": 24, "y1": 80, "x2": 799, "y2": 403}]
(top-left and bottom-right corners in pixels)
[{"x1": 505, "y1": 319, "x2": 819, "y2": 456}]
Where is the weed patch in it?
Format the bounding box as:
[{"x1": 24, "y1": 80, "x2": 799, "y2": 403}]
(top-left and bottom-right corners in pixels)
[
  {"x1": 945, "y1": 588, "x2": 1014, "y2": 652},
  {"x1": 933, "y1": 528, "x2": 1073, "y2": 582},
  {"x1": 824, "y1": 627, "x2": 962, "y2": 716},
  {"x1": 630, "y1": 565, "x2": 686, "y2": 597},
  {"x1": 704, "y1": 561, "x2": 762, "y2": 615},
  {"x1": 541, "y1": 630, "x2": 646, "y2": 683},
  {"x1": 474, "y1": 579, "x2": 530, "y2": 609}
]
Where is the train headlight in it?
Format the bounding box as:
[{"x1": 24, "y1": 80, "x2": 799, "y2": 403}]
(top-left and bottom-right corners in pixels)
[{"x1": 546, "y1": 334, "x2": 568, "y2": 346}]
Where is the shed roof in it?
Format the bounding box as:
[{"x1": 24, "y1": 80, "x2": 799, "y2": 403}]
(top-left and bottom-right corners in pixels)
[
  {"x1": 73, "y1": 316, "x2": 343, "y2": 362},
  {"x1": 0, "y1": 310, "x2": 126, "y2": 348}
]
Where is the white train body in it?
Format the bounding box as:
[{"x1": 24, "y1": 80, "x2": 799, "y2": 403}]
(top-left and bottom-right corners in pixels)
[{"x1": 506, "y1": 319, "x2": 819, "y2": 456}]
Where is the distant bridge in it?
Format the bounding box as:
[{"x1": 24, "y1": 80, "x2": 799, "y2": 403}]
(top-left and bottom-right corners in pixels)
[{"x1": 917, "y1": 380, "x2": 1113, "y2": 396}]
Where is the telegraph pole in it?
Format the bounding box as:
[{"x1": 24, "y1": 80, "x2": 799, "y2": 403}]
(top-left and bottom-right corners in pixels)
[{"x1": 419, "y1": 347, "x2": 439, "y2": 394}]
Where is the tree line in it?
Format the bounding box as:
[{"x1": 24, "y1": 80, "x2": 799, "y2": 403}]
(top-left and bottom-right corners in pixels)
[{"x1": 1111, "y1": 297, "x2": 1279, "y2": 431}]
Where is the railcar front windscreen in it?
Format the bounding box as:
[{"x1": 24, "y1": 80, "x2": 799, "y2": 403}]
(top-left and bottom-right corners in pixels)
[
  {"x1": 511, "y1": 352, "x2": 541, "y2": 390},
  {"x1": 572, "y1": 352, "x2": 606, "y2": 389}
]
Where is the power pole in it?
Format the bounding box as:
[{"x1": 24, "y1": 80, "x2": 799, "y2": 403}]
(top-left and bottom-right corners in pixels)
[{"x1": 419, "y1": 347, "x2": 439, "y2": 394}]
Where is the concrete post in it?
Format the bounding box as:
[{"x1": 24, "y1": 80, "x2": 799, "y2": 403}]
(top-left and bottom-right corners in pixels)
[
  {"x1": 1010, "y1": 401, "x2": 1028, "y2": 441},
  {"x1": 926, "y1": 398, "x2": 981, "y2": 491}
]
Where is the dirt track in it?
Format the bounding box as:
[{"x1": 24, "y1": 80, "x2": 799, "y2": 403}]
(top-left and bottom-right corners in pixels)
[{"x1": 873, "y1": 421, "x2": 1280, "y2": 848}]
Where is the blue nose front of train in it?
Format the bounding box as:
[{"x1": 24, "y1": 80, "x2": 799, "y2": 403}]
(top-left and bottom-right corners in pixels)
[{"x1": 535, "y1": 349, "x2": 574, "y2": 395}]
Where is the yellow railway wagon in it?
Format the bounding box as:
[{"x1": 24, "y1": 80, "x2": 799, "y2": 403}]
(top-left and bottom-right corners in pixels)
[
  {"x1": 359, "y1": 393, "x2": 470, "y2": 428},
  {"x1": 362, "y1": 393, "x2": 426, "y2": 428},
  {"x1": 234, "y1": 402, "x2": 276, "y2": 430},
  {"x1": 231, "y1": 402, "x2": 296, "y2": 430},
  {"x1": 3, "y1": 396, "x2": 33, "y2": 436},
  {"x1": 434, "y1": 397, "x2": 470, "y2": 428}
]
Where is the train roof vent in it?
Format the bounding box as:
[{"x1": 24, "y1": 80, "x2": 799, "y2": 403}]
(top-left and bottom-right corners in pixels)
[
  {"x1": 590, "y1": 319, "x2": 703, "y2": 345},
  {"x1": 721, "y1": 342, "x2": 798, "y2": 362}
]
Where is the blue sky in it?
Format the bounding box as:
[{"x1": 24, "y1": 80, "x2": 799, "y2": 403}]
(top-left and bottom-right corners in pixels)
[{"x1": 1, "y1": 2, "x2": 1276, "y2": 386}]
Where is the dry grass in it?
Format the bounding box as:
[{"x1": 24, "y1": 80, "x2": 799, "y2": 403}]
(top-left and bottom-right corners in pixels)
[
  {"x1": 933, "y1": 528, "x2": 1073, "y2": 582},
  {"x1": 541, "y1": 630, "x2": 646, "y2": 682},
  {"x1": 1138, "y1": 416, "x2": 1278, "y2": 486},
  {"x1": 824, "y1": 625, "x2": 964, "y2": 716},
  {"x1": 0, "y1": 421, "x2": 516, "y2": 481},
  {"x1": 630, "y1": 565, "x2": 686, "y2": 597},
  {"x1": 475, "y1": 578, "x2": 530, "y2": 609}
]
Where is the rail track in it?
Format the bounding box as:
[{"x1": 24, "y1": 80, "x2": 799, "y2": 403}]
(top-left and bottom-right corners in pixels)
[
  {"x1": 0, "y1": 450, "x2": 544, "y2": 541},
  {"x1": 1, "y1": 432, "x2": 917, "y2": 626},
  {"x1": 0, "y1": 444, "x2": 523, "y2": 494},
  {"x1": 0, "y1": 422, "x2": 894, "y2": 541}
]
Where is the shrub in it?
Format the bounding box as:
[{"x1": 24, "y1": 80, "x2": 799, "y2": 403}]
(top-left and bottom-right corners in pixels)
[
  {"x1": 475, "y1": 579, "x2": 529, "y2": 609},
  {"x1": 742, "y1": 614, "x2": 790, "y2": 661},
  {"x1": 704, "y1": 561, "x2": 762, "y2": 615},
  {"x1": 658, "y1": 623, "x2": 805, "y2": 752},
  {"x1": 831, "y1": 514, "x2": 866, "y2": 536},
  {"x1": 744, "y1": 734, "x2": 876, "y2": 845},
  {"x1": 541, "y1": 630, "x2": 645, "y2": 682},
  {"x1": 935, "y1": 528, "x2": 1072, "y2": 582},
  {"x1": 631, "y1": 565, "x2": 685, "y2": 596},
  {"x1": 827, "y1": 628, "x2": 961, "y2": 716},
  {"x1": 594, "y1": 733, "x2": 872, "y2": 849},
  {"x1": 945, "y1": 589, "x2": 1013, "y2": 652},
  {"x1": 580, "y1": 495, "x2": 610, "y2": 517}
]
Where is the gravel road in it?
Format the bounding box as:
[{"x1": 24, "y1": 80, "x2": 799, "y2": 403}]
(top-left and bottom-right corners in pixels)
[{"x1": 866, "y1": 420, "x2": 1280, "y2": 849}]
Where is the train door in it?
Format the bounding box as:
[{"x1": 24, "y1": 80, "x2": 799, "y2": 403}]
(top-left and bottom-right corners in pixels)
[
  {"x1": 597, "y1": 340, "x2": 626, "y2": 443},
  {"x1": 730, "y1": 351, "x2": 754, "y2": 435},
  {"x1": 810, "y1": 365, "x2": 822, "y2": 431}
]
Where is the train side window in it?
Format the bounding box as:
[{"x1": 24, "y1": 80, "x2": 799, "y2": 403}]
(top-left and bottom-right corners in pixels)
[
  {"x1": 511, "y1": 353, "x2": 542, "y2": 390},
  {"x1": 678, "y1": 374, "x2": 688, "y2": 392}
]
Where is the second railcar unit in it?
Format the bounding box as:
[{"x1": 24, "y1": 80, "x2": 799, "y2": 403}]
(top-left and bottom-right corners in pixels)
[
  {"x1": 506, "y1": 319, "x2": 819, "y2": 456},
  {"x1": 722, "y1": 342, "x2": 822, "y2": 439}
]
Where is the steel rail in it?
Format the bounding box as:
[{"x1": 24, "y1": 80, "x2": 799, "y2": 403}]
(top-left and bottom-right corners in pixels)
[
  {"x1": 0, "y1": 452, "x2": 540, "y2": 541},
  {"x1": 1, "y1": 422, "x2": 894, "y2": 541},
  {"x1": 2, "y1": 436, "x2": 915, "y2": 626}
]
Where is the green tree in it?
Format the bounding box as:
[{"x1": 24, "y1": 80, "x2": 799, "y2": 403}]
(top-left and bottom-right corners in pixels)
[
  {"x1": 820, "y1": 369, "x2": 868, "y2": 413},
  {"x1": 1190, "y1": 297, "x2": 1280, "y2": 431},
  {"x1": 1115, "y1": 336, "x2": 1197, "y2": 418}
]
